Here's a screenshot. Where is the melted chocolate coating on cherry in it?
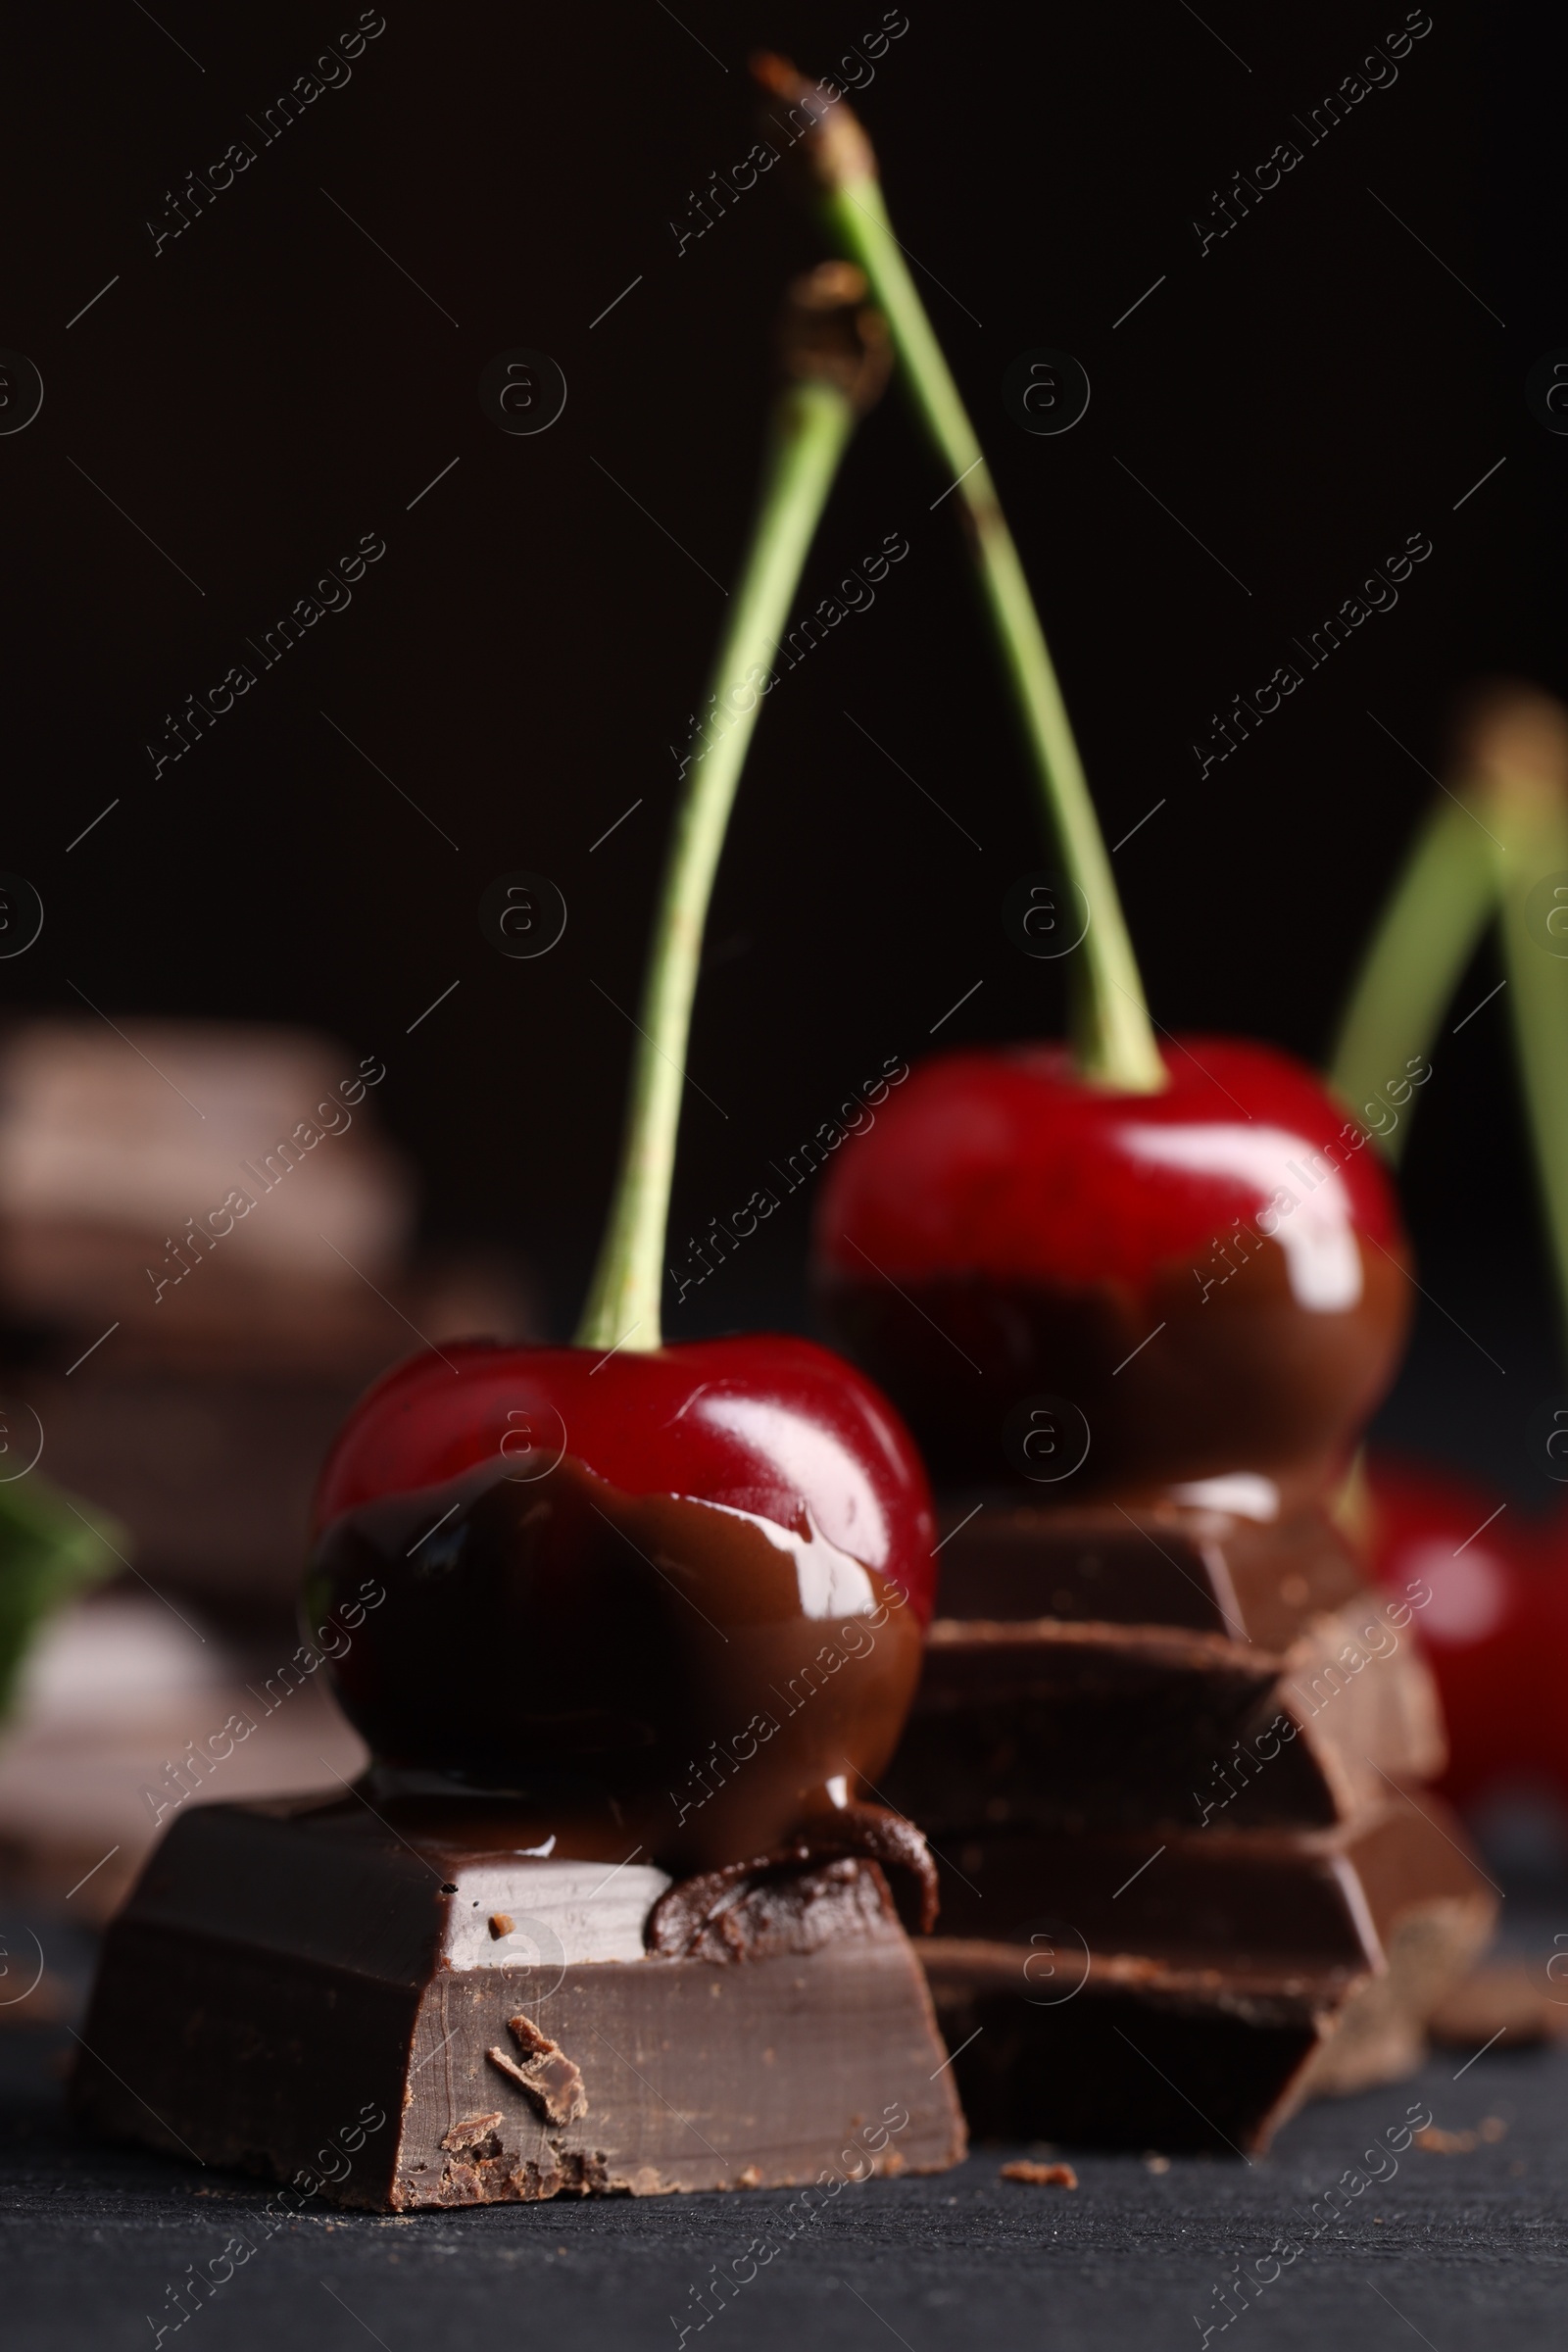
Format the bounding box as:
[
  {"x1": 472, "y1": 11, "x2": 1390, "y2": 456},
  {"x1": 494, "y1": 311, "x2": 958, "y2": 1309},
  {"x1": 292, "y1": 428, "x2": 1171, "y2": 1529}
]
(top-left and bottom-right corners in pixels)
[
  {"x1": 812, "y1": 1038, "x2": 1411, "y2": 1496},
  {"x1": 305, "y1": 1336, "x2": 933, "y2": 1875}
]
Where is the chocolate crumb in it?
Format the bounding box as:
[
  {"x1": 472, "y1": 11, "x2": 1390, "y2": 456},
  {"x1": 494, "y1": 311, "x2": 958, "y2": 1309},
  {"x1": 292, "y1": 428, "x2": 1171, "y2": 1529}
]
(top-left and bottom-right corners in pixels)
[
  {"x1": 1145, "y1": 2155, "x2": 1170, "y2": 2175},
  {"x1": 1413, "y1": 2126, "x2": 1478, "y2": 2155},
  {"x1": 490, "y1": 1914, "x2": 514, "y2": 1939},
  {"x1": 1480, "y1": 2117, "x2": 1508, "y2": 2142},
  {"x1": 736, "y1": 2166, "x2": 761, "y2": 2188},
  {"x1": 1001, "y1": 2160, "x2": 1078, "y2": 2187}
]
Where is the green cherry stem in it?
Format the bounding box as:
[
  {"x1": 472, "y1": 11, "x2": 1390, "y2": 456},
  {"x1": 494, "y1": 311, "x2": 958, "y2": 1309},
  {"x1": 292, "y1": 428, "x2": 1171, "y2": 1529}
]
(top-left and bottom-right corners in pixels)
[
  {"x1": 1328, "y1": 686, "x2": 1568, "y2": 1367},
  {"x1": 755, "y1": 57, "x2": 1164, "y2": 1093},
  {"x1": 1328, "y1": 793, "x2": 1498, "y2": 1167},
  {"x1": 575, "y1": 279, "x2": 884, "y2": 1354},
  {"x1": 1487, "y1": 708, "x2": 1568, "y2": 1368}
]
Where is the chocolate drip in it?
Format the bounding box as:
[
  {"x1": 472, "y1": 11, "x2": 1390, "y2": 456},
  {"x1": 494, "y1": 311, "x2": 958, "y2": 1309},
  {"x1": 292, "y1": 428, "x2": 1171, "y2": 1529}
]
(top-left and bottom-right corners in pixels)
[
  {"x1": 822, "y1": 1237, "x2": 1408, "y2": 1493},
  {"x1": 646, "y1": 1800, "x2": 939, "y2": 1955},
  {"x1": 799, "y1": 1796, "x2": 941, "y2": 1932},
  {"x1": 306, "y1": 1451, "x2": 923, "y2": 1877},
  {"x1": 647, "y1": 1853, "x2": 896, "y2": 1963}
]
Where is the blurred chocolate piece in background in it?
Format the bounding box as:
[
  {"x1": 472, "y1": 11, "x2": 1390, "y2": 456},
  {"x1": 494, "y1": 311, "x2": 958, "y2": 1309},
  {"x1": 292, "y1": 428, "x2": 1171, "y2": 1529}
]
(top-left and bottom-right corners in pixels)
[
  {"x1": 0, "y1": 1020, "x2": 537, "y2": 1610},
  {"x1": 0, "y1": 1590, "x2": 368, "y2": 1925},
  {"x1": 0, "y1": 1018, "x2": 411, "y2": 1348}
]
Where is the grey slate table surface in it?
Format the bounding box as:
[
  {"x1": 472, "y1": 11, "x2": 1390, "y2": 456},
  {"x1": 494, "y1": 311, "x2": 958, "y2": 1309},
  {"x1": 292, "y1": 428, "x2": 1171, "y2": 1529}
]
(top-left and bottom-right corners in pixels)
[{"x1": 3, "y1": 1904, "x2": 1565, "y2": 2352}]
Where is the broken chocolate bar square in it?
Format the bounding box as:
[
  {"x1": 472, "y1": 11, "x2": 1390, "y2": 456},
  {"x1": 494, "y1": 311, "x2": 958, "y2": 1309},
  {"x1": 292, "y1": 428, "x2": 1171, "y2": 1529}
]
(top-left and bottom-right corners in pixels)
[{"x1": 72, "y1": 1793, "x2": 965, "y2": 2207}]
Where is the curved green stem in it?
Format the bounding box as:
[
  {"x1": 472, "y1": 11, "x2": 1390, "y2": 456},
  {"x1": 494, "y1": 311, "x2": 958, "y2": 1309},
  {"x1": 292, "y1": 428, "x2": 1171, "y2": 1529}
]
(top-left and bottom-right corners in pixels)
[
  {"x1": 1494, "y1": 782, "x2": 1568, "y2": 1369},
  {"x1": 820, "y1": 173, "x2": 1163, "y2": 1092},
  {"x1": 1328, "y1": 795, "x2": 1498, "y2": 1166},
  {"x1": 1326, "y1": 698, "x2": 1568, "y2": 1375},
  {"x1": 575, "y1": 378, "x2": 858, "y2": 1353}
]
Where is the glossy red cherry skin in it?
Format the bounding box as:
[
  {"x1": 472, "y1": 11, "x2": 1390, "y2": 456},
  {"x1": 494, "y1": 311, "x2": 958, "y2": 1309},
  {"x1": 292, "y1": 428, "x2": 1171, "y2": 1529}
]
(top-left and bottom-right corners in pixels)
[
  {"x1": 1365, "y1": 1454, "x2": 1556, "y2": 1812},
  {"x1": 812, "y1": 1038, "x2": 1411, "y2": 1497},
  {"x1": 304, "y1": 1336, "x2": 935, "y2": 1872}
]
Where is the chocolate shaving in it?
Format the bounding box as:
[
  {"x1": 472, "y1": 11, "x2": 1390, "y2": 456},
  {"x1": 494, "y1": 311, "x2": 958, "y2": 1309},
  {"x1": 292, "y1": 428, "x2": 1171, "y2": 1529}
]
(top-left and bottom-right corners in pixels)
[
  {"x1": 486, "y1": 2013, "x2": 588, "y2": 2126},
  {"x1": 1001, "y1": 2160, "x2": 1078, "y2": 2188},
  {"x1": 490, "y1": 1913, "x2": 514, "y2": 1938},
  {"x1": 440, "y1": 2111, "x2": 504, "y2": 2153}
]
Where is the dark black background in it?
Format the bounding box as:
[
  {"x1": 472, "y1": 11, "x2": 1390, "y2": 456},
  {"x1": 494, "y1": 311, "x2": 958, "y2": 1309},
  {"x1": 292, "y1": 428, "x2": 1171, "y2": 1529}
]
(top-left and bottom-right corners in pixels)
[{"x1": 1, "y1": 0, "x2": 1558, "y2": 1483}]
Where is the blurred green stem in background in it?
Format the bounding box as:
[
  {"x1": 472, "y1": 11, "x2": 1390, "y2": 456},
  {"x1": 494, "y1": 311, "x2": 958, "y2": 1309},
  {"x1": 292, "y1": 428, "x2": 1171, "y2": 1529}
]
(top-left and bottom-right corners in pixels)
[
  {"x1": 1330, "y1": 686, "x2": 1568, "y2": 1368},
  {"x1": 1492, "y1": 757, "x2": 1568, "y2": 1371},
  {"x1": 1329, "y1": 795, "x2": 1499, "y2": 1166}
]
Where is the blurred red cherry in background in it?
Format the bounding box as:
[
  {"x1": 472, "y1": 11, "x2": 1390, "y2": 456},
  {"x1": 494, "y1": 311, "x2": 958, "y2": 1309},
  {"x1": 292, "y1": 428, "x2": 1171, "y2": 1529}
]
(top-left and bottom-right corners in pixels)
[{"x1": 1363, "y1": 1454, "x2": 1564, "y2": 1824}]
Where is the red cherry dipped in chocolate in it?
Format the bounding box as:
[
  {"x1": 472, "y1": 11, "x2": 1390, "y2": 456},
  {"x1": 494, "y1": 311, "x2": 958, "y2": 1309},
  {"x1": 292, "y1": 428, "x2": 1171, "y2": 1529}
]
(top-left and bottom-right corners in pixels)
[
  {"x1": 304, "y1": 1335, "x2": 934, "y2": 1878},
  {"x1": 812, "y1": 1038, "x2": 1411, "y2": 1499}
]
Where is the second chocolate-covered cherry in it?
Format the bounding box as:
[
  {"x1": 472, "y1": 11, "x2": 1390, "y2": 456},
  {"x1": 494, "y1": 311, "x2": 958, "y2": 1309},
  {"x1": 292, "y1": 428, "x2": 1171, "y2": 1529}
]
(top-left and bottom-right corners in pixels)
[{"x1": 813, "y1": 1037, "x2": 1411, "y2": 1498}]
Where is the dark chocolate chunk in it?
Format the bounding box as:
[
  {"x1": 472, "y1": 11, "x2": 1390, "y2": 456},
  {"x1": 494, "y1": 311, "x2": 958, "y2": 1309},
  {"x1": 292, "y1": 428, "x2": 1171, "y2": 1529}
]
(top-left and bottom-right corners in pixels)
[
  {"x1": 73, "y1": 1794, "x2": 966, "y2": 2207},
  {"x1": 933, "y1": 1495, "x2": 1373, "y2": 1652},
  {"x1": 886, "y1": 1498, "x2": 1444, "y2": 1835},
  {"x1": 918, "y1": 1797, "x2": 1496, "y2": 2153},
  {"x1": 885, "y1": 1486, "x2": 1478, "y2": 2157}
]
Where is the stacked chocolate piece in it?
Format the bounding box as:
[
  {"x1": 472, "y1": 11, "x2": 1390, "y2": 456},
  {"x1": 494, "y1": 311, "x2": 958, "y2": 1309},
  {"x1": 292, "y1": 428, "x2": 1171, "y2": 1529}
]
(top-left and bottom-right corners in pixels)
[
  {"x1": 883, "y1": 1485, "x2": 1495, "y2": 2153},
  {"x1": 0, "y1": 1018, "x2": 532, "y2": 1608},
  {"x1": 812, "y1": 1039, "x2": 1500, "y2": 2155}
]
